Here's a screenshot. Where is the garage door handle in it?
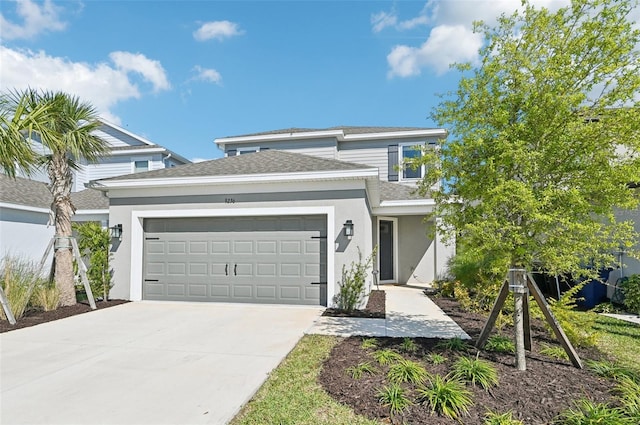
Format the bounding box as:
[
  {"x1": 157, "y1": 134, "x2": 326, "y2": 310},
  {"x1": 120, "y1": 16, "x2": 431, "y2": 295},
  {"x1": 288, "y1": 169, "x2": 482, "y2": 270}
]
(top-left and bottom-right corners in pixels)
[
  {"x1": 144, "y1": 279, "x2": 159, "y2": 282},
  {"x1": 225, "y1": 264, "x2": 228, "y2": 276},
  {"x1": 234, "y1": 264, "x2": 237, "y2": 276}
]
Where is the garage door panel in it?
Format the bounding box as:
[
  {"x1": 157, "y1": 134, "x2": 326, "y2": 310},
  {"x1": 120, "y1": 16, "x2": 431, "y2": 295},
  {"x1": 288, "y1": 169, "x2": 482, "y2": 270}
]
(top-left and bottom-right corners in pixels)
[{"x1": 143, "y1": 216, "x2": 325, "y2": 305}]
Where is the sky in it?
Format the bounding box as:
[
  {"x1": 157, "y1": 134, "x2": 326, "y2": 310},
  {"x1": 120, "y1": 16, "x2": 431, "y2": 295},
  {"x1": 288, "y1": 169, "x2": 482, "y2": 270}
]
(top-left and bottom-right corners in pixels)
[{"x1": 0, "y1": 0, "x2": 576, "y2": 161}]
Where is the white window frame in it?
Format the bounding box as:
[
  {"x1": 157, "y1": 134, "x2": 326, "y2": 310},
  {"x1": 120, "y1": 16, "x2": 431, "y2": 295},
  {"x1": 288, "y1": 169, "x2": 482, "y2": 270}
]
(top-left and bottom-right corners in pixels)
[
  {"x1": 236, "y1": 146, "x2": 260, "y2": 155},
  {"x1": 377, "y1": 216, "x2": 399, "y2": 284},
  {"x1": 132, "y1": 157, "x2": 151, "y2": 173},
  {"x1": 398, "y1": 143, "x2": 425, "y2": 181}
]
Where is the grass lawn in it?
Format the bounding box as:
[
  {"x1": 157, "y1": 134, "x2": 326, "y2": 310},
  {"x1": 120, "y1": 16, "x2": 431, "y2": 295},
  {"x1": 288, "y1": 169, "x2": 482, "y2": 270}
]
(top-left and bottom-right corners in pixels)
[
  {"x1": 230, "y1": 334, "x2": 382, "y2": 425},
  {"x1": 593, "y1": 314, "x2": 640, "y2": 372}
]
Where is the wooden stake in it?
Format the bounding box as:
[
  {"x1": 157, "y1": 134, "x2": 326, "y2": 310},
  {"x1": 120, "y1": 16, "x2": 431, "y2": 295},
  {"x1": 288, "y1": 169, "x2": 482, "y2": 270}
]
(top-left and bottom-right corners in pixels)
[
  {"x1": 0, "y1": 285, "x2": 16, "y2": 325},
  {"x1": 71, "y1": 238, "x2": 96, "y2": 310},
  {"x1": 476, "y1": 279, "x2": 509, "y2": 349}
]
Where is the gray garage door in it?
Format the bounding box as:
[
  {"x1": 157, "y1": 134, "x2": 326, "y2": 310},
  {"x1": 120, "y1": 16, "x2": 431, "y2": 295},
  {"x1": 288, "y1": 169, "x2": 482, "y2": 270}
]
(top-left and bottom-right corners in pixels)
[{"x1": 143, "y1": 216, "x2": 326, "y2": 305}]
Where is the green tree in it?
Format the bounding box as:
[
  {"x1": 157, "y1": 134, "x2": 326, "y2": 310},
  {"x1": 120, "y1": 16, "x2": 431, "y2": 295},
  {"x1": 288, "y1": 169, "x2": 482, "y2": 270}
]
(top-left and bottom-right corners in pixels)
[
  {"x1": 1, "y1": 90, "x2": 108, "y2": 306},
  {"x1": 74, "y1": 222, "x2": 112, "y2": 301},
  {"x1": 420, "y1": 0, "x2": 640, "y2": 279}
]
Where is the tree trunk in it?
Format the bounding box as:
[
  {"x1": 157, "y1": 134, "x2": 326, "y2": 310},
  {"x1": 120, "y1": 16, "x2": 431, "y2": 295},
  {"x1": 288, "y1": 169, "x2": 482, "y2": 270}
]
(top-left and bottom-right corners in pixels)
[{"x1": 49, "y1": 155, "x2": 77, "y2": 307}]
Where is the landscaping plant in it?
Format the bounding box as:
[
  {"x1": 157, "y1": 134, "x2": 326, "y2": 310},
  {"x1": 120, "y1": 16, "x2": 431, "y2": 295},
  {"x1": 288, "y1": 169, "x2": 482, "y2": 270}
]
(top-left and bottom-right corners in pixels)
[
  {"x1": 372, "y1": 349, "x2": 403, "y2": 366},
  {"x1": 484, "y1": 410, "x2": 523, "y2": 425},
  {"x1": 377, "y1": 383, "x2": 412, "y2": 416},
  {"x1": 450, "y1": 356, "x2": 499, "y2": 390},
  {"x1": 30, "y1": 281, "x2": 60, "y2": 311},
  {"x1": 74, "y1": 222, "x2": 112, "y2": 301},
  {"x1": 0, "y1": 256, "x2": 44, "y2": 319},
  {"x1": 387, "y1": 359, "x2": 429, "y2": 385},
  {"x1": 554, "y1": 399, "x2": 634, "y2": 425},
  {"x1": 417, "y1": 375, "x2": 473, "y2": 420},
  {"x1": 615, "y1": 376, "x2": 640, "y2": 419},
  {"x1": 621, "y1": 274, "x2": 640, "y2": 315},
  {"x1": 346, "y1": 362, "x2": 377, "y2": 380},
  {"x1": 426, "y1": 353, "x2": 447, "y2": 365},
  {"x1": 484, "y1": 335, "x2": 515, "y2": 354},
  {"x1": 360, "y1": 338, "x2": 378, "y2": 350},
  {"x1": 436, "y1": 337, "x2": 470, "y2": 352},
  {"x1": 400, "y1": 337, "x2": 418, "y2": 353},
  {"x1": 333, "y1": 247, "x2": 376, "y2": 313}
]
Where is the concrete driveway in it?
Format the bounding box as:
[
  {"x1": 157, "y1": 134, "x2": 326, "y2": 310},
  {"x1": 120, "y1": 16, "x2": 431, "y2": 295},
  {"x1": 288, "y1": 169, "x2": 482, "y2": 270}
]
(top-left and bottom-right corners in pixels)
[{"x1": 1, "y1": 301, "x2": 322, "y2": 425}]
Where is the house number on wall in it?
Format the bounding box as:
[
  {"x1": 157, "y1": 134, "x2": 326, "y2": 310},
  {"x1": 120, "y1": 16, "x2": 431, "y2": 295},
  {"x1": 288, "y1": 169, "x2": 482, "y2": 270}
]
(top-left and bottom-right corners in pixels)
[{"x1": 225, "y1": 198, "x2": 236, "y2": 204}]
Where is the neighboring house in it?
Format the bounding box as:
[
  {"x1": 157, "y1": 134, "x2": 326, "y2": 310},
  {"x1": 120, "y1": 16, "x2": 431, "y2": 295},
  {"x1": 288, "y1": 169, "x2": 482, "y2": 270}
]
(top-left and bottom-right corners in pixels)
[
  {"x1": 0, "y1": 120, "x2": 190, "y2": 263},
  {"x1": 92, "y1": 126, "x2": 455, "y2": 307}
]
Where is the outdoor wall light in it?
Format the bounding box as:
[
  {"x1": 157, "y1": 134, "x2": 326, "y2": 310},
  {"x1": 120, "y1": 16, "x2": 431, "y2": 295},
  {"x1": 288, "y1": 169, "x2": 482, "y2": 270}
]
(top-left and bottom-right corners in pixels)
[
  {"x1": 344, "y1": 220, "x2": 354, "y2": 238},
  {"x1": 109, "y1": 224, "x2": 123, "y2": 239}
]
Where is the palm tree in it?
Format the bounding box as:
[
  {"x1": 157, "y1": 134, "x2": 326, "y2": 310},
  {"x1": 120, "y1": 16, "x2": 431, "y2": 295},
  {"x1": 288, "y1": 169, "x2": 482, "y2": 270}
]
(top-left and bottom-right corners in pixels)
[{"x1": 2, "y1": 90, "x2": 108, "y2": 306}]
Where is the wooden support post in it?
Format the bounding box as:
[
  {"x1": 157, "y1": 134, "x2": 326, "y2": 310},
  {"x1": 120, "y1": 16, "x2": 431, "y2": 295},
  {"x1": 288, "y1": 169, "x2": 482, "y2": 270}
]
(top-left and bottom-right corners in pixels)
[
  {"x1": 0, "y1": 285, "x2": 16, "y2": 325},
  {"x1": 476, "y1": 279, "x2": 509, "y2": 349},
  {"x1": 526, "y1": 272, "x2": 582, "y2": 369},
  {"x1": 71, "y1": 238, "x2": 96, "y2": 310},
  {"x1": 523, "y1": 295, "x2": 532, "y2": 351}
]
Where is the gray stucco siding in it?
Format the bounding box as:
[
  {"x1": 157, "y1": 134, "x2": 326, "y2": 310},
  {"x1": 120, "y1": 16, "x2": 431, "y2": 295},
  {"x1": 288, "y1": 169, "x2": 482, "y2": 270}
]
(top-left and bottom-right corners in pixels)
[{"x1": 108, "y1": 190, "x2": 373, "y2": 307}]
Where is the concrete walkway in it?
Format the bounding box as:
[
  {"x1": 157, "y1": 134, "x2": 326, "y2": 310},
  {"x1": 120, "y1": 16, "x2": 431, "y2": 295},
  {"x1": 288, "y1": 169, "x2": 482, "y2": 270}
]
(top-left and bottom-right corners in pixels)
[
  {"x1": 1, "y1": 301, "x2": 321, "y2": 425},
  {"x1": 601, "y1": 312, "x2": 640, "y2": 325},
  {"x1": 307, "y1": 284, "x2": 470, "y2": 339}
]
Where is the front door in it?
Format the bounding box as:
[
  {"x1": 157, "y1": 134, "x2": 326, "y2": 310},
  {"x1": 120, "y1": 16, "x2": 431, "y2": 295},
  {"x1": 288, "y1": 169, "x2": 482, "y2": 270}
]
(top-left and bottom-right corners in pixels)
[{"x1": 379, "y1": 219, "x2": 394, "y2": 281}]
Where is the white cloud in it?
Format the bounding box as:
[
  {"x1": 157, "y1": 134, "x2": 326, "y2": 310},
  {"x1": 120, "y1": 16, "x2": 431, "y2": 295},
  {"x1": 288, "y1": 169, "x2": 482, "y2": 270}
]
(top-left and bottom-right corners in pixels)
[
  {"x1": 0, "y1": 0, "x2": 66, "y2": 40},
  {"x1": 0, "y1": 46, "x2": 171, "y2": 123},
  {"x1": 383, "y1": 0, "x2": 572, "y2": 78},
  {"x1": 193, "y1": 20, "x2": 243, "y2": 41},
  {"x1": 109, "y1": 51, "x2": 171, "y2": 92},
  {"x1": 193, "y1": 66, "x2": 222, "y2": 85},
  {"x1": 387, "y1": 25, "x2": 483, "y2": 78},
  {"x1": 371, "y1": 11, "x2": 398, "y2": 33}
]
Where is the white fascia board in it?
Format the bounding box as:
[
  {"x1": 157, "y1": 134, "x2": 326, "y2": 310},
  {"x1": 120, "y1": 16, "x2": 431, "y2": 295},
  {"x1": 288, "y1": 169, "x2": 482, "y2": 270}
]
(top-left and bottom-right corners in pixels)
[
  {"x1": 215, "y1": 130, "x2": 345, "y2": 147},
  {"x1": 95, "y1": 168, "x2": 379, "y2": 190},
  {"x1": 109, "y1": 148, "x2": 166, "y2": 156},
  {"x1": 343, "y1": 129, "x2": 447, "y2": 141},
  {"x1": 75, "y1": 209, "x2": 109, "y2": 215},
  {"x1": 373, "y1": 199, "x2": 436, "y2": 216},
  {"x1": 0, "y1": 202, "x2": 49, "y2": 214}
]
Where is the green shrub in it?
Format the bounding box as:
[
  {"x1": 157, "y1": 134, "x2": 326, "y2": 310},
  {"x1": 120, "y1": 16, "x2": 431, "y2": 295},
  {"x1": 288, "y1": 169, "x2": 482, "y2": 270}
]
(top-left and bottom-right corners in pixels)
[
  {"x1": 0, "y1": 256, "x2": 43, "y2": 320},
  {"x1": 417, "y1": 375, "x2": 473, "y2": 419},
  {"x1": 484, "y1": 335, "x2": 515, "y2": 354},
  {"x1": 360, "y1": 338, "x2": 378, "y2": 350},
  {"x1": 554, "y1": 399, "x2": 633, "y2": 425},
  {"x1": 74, "y1": 222, "x2": 113, "y2": 301},
  {"x1": 451, "y1": 356, "x2": 499, "y2": 390},
  {"x1": 585, "y1": 360, "x2": 636, "y2": 381},
  {"x1": 333, "y1": 247, "x2": 376, "y2": 313},
  {"x1": 426, "y1": 353, "x2": 447, "y2": 365},
  {"x1": 387, "y1": 359, "x2": 429, "y2": 385},
  {"x1": 621, "y1": 274, "x2": 640, "y2": 315},
  {"x1": 539, "y1": 343, "x2": 569, "y2": 361},
  {"x1": 542, "y1": 283, "x2": 599, "y2": 348},
  {"x1": 346, "y1": 362, "x2": 377, "y2": 380},
  {"x1": 372, "y1": 349, "x2": 403, "y2": 366},
  {"x1": 484, "y1": 410, "x2": 524, "y2": 425},
  {"x1": 377, "y1": 383, "x2": 412, "y2": 415},
  {"x1": 400, "y1": 337, "x2": 418, "y2": 353}
]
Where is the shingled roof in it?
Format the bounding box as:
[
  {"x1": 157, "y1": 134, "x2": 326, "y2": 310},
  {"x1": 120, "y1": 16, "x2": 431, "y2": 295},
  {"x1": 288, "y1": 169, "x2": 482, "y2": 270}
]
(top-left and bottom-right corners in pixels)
[
  {"x1": 99, "y1": 150, "x2": 373, "y2": 182},
  {"x1": 0, "y1": 174, "x2": 108, "y2": 210},
  {"x1": 379, "y1": 181, "x2": 426, "y2": 201}
]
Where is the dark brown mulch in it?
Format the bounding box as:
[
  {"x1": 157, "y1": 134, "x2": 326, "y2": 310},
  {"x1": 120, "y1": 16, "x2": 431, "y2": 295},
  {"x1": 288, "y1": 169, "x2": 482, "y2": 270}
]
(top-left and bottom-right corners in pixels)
[
  {"x1": 323, "y1": 290, "x2": 386, "y2": 318},
  {"x1": 319, "y1": 295, "x2": 618, "y2": 425},
  {"x1": 0, "y1": 299, "x2": 129, "y2": 333}
]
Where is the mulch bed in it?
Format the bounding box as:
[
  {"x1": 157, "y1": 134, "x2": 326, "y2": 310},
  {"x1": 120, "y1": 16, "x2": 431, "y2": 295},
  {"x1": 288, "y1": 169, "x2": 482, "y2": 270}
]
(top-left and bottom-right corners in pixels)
[
  {"x1": 323, "y1": 289, "x2": 386, "y2": 318},
  {"x1": 319, "y1": 294, "x2": 619, "y2": 425},
  {"x1": 0, "y1": 299, "x2": 129, "y2": 333}
]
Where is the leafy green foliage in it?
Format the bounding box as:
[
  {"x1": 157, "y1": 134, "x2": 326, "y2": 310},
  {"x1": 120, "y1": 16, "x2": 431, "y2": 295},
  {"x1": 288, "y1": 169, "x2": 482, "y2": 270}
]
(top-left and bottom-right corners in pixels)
[
  {"x1": 585, "y1": 360, "x2": 637, "y2": 381},
  {"x1": 333, "y1": 247, "x2": 376, "y2": 313},
  {"x1": 74, "y1": 222, "x2": 112, "y2": 301},
  {"x1": 545, "y1": 284, "x2": 599, "y2": 348},
  {"x1": 387, "y1": 359, "x2": 429, "y2": 385},
  {"x1": 484, "y1": 335, "x2": 515, "y2": 354},
  {"x1": 377, "y1": 383, "x2": 412, "y2": 416},
  {"x1": 615, "y1": 376, "x2": 640, "y2": 419},
  {"x1": 400, "y1": 337, "x2": 418, "y2": 353},
  {"x1": 360, "y1": 338, "x2": 378, "y2": 350},
  {"x1": 372, "y1": 349, "x2": 403, "y2": 366},
  {"x1": 484, "y1": 410, "x2": 524, "y2": 425},
  {"x1": 436, "y1": 337, "x2": 470, "y2": 352},
  {"x1": 0, "y1": 256, "x2": 45, "y2": 319},
  {"x1": 417, "y1": 375, "x2": 473, "y2": 419},
  {"x1": 421, "y1": 0, "x2": 640, "y2": 281},
  {"x1": 451, "y1": 356, "x2": 499, "y2": 390},
  {"x1": 426, "y1": 353, "x2": 447, "y2": 365},
  {"x1": 621, "y1": 274, "x2": 640, "y2": 315},
  {"x1": 346, "y1": 362, "x2": 377, "y2": 380},
  {"x1": 539, "y1": 344, "x2": 569, "y2": 361},
  {"x1": 554, "y1": 399, "x2": 634, "y2": 425}
]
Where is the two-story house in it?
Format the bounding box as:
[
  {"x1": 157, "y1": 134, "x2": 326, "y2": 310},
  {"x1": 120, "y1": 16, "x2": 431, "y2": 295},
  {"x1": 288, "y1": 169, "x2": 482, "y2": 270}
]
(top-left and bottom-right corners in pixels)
[
  {"x1": 93, "y1": 126, "x2": 455, "y2": 308},
  {"x1": 0, "y1": 120, "x2": 190, "y2": 263}
]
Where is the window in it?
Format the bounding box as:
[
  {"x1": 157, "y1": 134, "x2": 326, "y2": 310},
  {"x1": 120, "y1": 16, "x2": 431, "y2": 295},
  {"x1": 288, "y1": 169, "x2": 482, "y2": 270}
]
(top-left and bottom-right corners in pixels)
[
  {"x1": 237, "y1": 147, "x2": 260, "y2": 155},
  {"x1": 400, "y1": 144, "x2": 424, "y2": 180},
  {"x1": 134, "y1": 160, "x2": 149, "y2": 173}
]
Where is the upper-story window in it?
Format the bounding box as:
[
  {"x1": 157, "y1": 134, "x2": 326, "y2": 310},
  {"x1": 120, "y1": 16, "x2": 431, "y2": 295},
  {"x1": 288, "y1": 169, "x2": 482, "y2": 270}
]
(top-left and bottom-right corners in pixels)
[
  {"x1": 400, "y1": 144, "x2": 424, "y2": 180},
  {"x1": 237, "y1": 147, "x2": 260, "y2": 155},
  {"x1": 134, "y1": 160, "x2": 149, "y2": 173}
]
